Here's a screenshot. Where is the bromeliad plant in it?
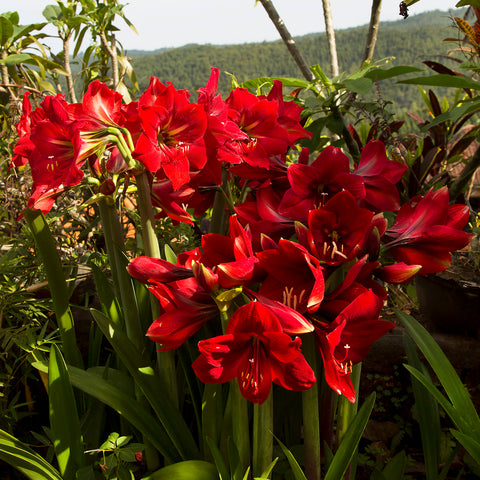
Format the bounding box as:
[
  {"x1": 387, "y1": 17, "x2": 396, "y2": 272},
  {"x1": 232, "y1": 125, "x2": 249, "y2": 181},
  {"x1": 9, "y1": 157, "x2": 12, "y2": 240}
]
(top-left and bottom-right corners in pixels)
[{"x1": 4, "y1": 66, "x2": 475, "y2": 480}]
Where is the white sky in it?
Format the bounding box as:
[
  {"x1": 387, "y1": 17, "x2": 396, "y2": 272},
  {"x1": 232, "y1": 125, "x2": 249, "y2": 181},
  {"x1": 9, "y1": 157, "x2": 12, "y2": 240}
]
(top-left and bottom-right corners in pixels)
[{"x1": 12, "y1": 0, "x2": 460, "y2": 51}]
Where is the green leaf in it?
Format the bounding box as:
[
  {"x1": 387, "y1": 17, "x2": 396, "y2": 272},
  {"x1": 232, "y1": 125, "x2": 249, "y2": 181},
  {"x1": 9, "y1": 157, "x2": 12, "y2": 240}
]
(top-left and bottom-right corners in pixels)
[
  {"x1": 343, "y1": 78, "x2": 373, "y2": 95},
  {"x1": 48, "y1": 345, "x2": 84, "y2": 480},
  {"x1": 396, "y1": 310, "x2": 480, "y2": 438},
  {"x1": 404, "y1": 334, "x2": 440, "y2": 480},
  {"x1": 89, "y1": 260, "x2": 123, "y2": 328},
  {"x1": 381, "y1": 451, "x2": 407, "y2": 480},
  {"x1": 90, "y1": 308, "x2": 201, "y2": 460},
  {"x1": 42, "y1": 5, "x2": 62, "y2": 22},
  {"x1": 273, "y1": 436, "x2": 307, "y2": 480},
  {"x1": 324, "y1": 392, "x2": 376, "y2": 480},
  {"x1": 398, "y1": 74, "x2": 480, "y2": 90},
  {"x1": 34, "y1": 360, "x2": 181, "y2": 463},
  {"x1": 140, "y1": 460, "x2": 218, "y2": 480},
  {"x1": 450, "y1": 429, "x2": 480, "y2": 466},
  {"x1": 364, "y1": 65, "x2": 423, "y2": 81},
  {"x1": 0, "y1": 16, "x2": 14, "y2": 46},
  {"x1": 456, "y1": 0, "x2": 480, "y2": 8},
  {"x1": 205, "y1": 436, "x2": 230, "y2": 480},
  {"x1": 164, "y1": 243, "x2": 177, "y2": 264},
  {"x1": 0, "y1": 428, "x2": 62, "y2": 480},
  {"x1": 0, "y1": 53, "x2": 32, "y2": 66}
]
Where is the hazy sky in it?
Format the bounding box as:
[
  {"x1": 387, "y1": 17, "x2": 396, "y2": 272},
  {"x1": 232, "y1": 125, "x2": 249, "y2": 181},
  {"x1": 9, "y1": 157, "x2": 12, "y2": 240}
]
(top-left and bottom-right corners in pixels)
[{"x1": 14, "y1": 0, "x2": 460, "y2": 51}]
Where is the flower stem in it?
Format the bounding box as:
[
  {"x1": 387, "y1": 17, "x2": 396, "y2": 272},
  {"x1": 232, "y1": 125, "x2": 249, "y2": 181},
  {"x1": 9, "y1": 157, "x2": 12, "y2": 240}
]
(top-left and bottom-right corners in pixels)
[
  {"x1": 335, "y1": 362, "x2": 362, "y2": 480},
  {"x1": 209, "y1": 167, "x2": 230, "y2": 235},
  {"x1": 231, "y1": 381, "x2": 251, "y2": 476},
  {"x1": 97, "y1": 198, "x2": 143, "y2": 349},
  {"x1": 302, "y1": 333, "x2": 321, "y2": 480},
  {"x1": 253, "y1": 393, "x2": 273, "y2": 478},
  {"x1": 135, "y1": 171, "x2": 178, "y2": 406},
  {"x1": 23, "y1": 209, "x2": 83, "y2": 369},
  {"x1": 219, "y1": 309, "x2": 250, "y2": 475}
]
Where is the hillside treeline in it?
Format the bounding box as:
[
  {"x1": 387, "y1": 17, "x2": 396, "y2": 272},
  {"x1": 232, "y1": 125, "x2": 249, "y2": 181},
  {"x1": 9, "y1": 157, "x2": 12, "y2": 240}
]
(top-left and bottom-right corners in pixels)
[{"x1": 129, "y1": 8, "x2": 461, "y2": 115}]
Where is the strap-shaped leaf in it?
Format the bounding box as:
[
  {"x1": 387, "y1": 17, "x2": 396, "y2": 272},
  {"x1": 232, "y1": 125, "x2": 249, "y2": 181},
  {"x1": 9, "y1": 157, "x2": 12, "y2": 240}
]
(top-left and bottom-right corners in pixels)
[
  {"x1": 396, "y1": 310, "x2": 480, "y2": 438},
  {"x1": 450, "y1": 429, "x2": 480, "y2": 467},
  {"x1": 140, "y1": 460, "x2": 218, "y2": 480},
  {"x1": 90, "y1": 308, "x2": 201, "y2": 460},
  {"x1": 48, "y1": 345, "x2": 85, "y2": 480},
  {"x1": 324, "y1": 392, "x2": 376, "y2": 480},
  {"x1": 33, "y1": 360, "x2": 180, "y2": 463},
  {"x1": 0, "y1": 428, "x2": 62, "y2": 480},
  {"x1": 404, "y1": 334, "x2": 440, "y2": 480}
]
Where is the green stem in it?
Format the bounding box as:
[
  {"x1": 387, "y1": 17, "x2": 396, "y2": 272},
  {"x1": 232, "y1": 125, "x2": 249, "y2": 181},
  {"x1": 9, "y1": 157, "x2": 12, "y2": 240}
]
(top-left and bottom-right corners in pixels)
[
  {"x1": 201, "y1": 383, "x2": 223, "y2": 459},
  {"x1": 231, "y1": 381, "x2": 251, "y2": 476},
  {"x1": 23, "y1": 209, "x2": 83, "y2": 368},
  {"x1": 319, "y1": 376, "x2": 336, "y2": 456},
  {"x1": 209, "y1": 168, "x2": 230, "y2": 235},
  {"x1": 302, "y1": 334, "x2": 321, "y2": 480},
  {"x1": 135, "y1": 171, "x2": 178, "y2": 406},
  {"x1": 336, "y1": 363, "x2": 362, "y2": 447},
  {"x1": 336, "y1": 362, "x2": 362, "y2": 480},
  {"x1": 97, "y1": 199, "x2": 143, "y2": 349},
  {"x1": 219, "y1": 309, "x2": 250, "y2": 475},
  {"x1": 253, "y1": 393, "x2": 273, "y2": 478},
  {"x1": 134, "y1": 171, "x2": 161, "y2": 258}
]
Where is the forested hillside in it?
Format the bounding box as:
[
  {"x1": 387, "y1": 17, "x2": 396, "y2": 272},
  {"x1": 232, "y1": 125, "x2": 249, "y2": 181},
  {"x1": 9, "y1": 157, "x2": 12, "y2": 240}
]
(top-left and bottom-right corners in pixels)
[{"x1": 129, "y1": 8, "x2": 461, "y2": 113}]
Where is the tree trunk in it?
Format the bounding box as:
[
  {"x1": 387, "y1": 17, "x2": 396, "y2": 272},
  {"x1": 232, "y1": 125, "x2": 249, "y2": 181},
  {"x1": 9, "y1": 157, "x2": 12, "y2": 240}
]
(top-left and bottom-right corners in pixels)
[
  {"x1": 0, "y1": 50, "x2": 18, "y2": 105},
  {"x1": 363, "y1": 0, "x2": 383, "y2": 63},
  {"x1": 322, "y1": 0, "x2": 339, "y2": 77},
  {"x1": 100, "y1": 32, "x2": 119, "y2": 90},
  {"x1": 257, "y1": 0, "x2": 314, "y2": 81},
  {"x1": 63, "y1": 32, "x2": 77, "y2": 103}
]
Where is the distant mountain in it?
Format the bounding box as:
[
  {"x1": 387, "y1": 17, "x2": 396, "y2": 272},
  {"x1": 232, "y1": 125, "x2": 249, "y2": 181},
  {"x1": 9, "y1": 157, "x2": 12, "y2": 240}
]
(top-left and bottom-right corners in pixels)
[{"x1": 127, "y1": 8, "x2": 465, "y2": 114}]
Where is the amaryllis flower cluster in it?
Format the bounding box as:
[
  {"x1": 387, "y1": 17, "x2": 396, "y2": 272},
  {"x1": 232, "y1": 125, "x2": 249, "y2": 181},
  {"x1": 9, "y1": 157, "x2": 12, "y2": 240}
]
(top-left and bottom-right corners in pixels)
[
  {"x1": 13, "y1": 68, "x2": 474, "y2": 405},
  {"x1": 127, "y1": 138, "x2": 473, "y2": 404},
  {"x1": 13, "y1": 68, "x2": 311, "y2": 223}
]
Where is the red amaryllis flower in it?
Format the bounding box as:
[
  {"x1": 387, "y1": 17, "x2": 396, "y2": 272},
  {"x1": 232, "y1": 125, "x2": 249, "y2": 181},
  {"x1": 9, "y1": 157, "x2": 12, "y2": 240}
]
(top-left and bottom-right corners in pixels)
[
  {"x1": 279, "y1": 146, "x2": 365, "y2": 222},
  {"x1": 257, "y1": 239, "x2": 325, "y2": 314},
  {"x1": 26, "y1": 95, "x2": 97, "y2": 212},
  {"x1": 133, "y1": 77, "x2": 208, "y2": 189},
  {"x1": 11, "y1": 93, "x2": 46, "y2": 167},
  {"x1": 200, "y1": 215, "x2": 262, "y2": 289},
  {"x1": 375, "y1": 262, "x2": 422, "y2": 284},
  {"x1": 319, "y1": 255, "x2": 386, "y2": 319},
  {"x1": 266, "y1": 80, "x2": 312, "y2": 145},
  {"x1": 384, "y1": 186, "x2": 473, "y2": 274},
  {"x1": 303, "y1": 190, "x2": 374, "y2": 266},
  {"x1": 146, "y1": 281, "x2": 218, "y2": 351},
  {"x1": 315, "y1": 290, "x2": 394, "y2": 403},
  {"x1": 192, "y1": 301, "x2": 316, "y2": 404},
  {"x1": 218, "y1": 86, "x2": 292, "y2": 168},
  {"x1": 150, "y1": 173, "x2": 196, "y2": 225},
  {"x1": 67, "y1": 80, "x2": 125, "y2": 132},
  {"x1": 127, "y1": 256, "x2": 194, "y2": 284},
  {"x1": 235, "y1": 177, "x2": 295, "y2": 250},
  {"x1": 353, "y1": 140, "x2": 407, "y2": 212}
]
